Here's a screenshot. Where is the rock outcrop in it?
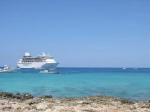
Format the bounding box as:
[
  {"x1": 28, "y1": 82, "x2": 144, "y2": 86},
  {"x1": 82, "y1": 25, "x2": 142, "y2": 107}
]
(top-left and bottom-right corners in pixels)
[
  {"x1": 0, "y1": 92, "x2": 149, "y2": 112},
  {"x1": 0, "y1": 92, "x2": 33, "y2": 100}
]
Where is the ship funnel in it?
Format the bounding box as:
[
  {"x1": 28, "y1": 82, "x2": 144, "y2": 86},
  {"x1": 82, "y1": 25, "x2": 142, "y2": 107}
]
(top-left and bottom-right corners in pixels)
[
  {"x1": 25, "y1": 52, "x2": 30, "y2": 57},
  {"x1": 42, "y1": 52, "x2": 46, "y2": 56}
]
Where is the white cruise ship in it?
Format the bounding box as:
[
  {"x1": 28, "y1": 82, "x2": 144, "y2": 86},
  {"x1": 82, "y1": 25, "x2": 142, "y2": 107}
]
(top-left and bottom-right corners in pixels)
[{"x1": 17, "y1": 52, "x2": 58, "y2": 71}]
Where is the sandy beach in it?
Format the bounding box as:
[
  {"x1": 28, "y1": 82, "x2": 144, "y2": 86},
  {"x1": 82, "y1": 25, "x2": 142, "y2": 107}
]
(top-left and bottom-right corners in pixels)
[{"x1": 0, "y1": 92, "x2": 150, "y2": 112}]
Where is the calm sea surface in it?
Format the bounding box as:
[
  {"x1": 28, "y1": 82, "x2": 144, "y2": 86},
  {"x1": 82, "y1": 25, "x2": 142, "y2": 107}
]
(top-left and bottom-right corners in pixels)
[{"x1": 0, "y1": 68, "x2": 150, "y2": 101}]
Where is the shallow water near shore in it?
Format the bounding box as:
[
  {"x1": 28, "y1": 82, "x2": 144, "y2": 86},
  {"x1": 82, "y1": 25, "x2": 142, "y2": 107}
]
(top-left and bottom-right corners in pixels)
[{"x1": 0, "y1": 68, "x2": 150, "y2": 101}]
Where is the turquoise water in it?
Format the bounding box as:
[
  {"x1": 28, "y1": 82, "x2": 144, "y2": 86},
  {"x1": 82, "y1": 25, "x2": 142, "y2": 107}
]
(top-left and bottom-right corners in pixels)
[{"x1": 0, "y1": 68, "x2": 150, "y2": 101}]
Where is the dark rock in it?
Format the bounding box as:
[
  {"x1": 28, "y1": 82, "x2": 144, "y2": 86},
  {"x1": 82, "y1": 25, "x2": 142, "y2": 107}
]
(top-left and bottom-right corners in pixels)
[
  {"x1": 28, "y1": 98, "x2": 42, "y2": 105},
  {"x1": 148, "y1": 100, "x2": 150, "y2": 103},
  {"x1": 39, "y1": 95, "x2": 53, "y2": 99},
  {"x1": 23, "y1": 93, "x2": 34, "y2": 100},
  {"x1": 82, "y1": 101, "x2": 91, "y2": 104},
  {"x1": 0, "y1": 92, "x2": 13, "y2": 98},
  {"x1": 0, "y1": 92, "x2": 34, "y2": 100},
  {"x1": 141, "y1": 103, "x2": 150, "y2": 109},
  {"x1": 120, "y1": 98, "x2": 134, "y2": 104},
  {"x1": 16, "y1": 93, "x2": 21, "y2": 95},
  {"x1": 2, "y1": 106, "x2": 12, "y2": 110},
  {"x1": 28, "y1": 101, "x2": 38, "y2": 105},
  {"x1": 82, "y1": 109, "x2": 95, "y2": 112},
  {"x1": 13, "y1": 94, "x2": 22, "y2": 99}
]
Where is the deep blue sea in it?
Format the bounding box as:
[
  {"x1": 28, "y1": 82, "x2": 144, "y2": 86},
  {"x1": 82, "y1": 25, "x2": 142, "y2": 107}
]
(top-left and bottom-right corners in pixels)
[{"x1": 0, "y1": 68, "x2": 150, "y2": 101}]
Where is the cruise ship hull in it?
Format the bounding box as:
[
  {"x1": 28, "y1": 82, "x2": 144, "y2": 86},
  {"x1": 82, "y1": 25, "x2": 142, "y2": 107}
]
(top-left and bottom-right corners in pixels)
[
  {"x1": 18, "y1": 62, "x2": 58, "y2": 70},
  {"x1": 18, "y1": 68, "x2": 47, "y2": 73}
]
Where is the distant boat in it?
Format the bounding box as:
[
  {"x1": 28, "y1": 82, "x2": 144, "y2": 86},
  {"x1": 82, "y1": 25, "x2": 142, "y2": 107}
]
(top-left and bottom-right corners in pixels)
[
  {"x1": 122, "y1": 67, "x2": 126, "y2": 70},
  {"x1": 0, "y1": 65, "x2": 16, "y2": 73},
  {"x1": 40, "y1": 70, "x2": 60, "y2": 74},
  {"x1": 0, "y1": 65, "x2": 9, "y2": 72}
]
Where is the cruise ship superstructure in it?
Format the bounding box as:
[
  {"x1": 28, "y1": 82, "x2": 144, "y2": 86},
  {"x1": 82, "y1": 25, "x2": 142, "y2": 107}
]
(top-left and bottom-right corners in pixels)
[{"x1": 17, "y1": 52, "x2": 58, "y2": 71}]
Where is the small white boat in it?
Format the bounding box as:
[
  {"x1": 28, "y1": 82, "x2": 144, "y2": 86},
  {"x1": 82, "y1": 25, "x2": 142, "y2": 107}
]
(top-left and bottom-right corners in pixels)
[
  {"x1": 122, "y1": 67, "x2": 126, "y2": 70},
  {"x1": 40, "y1": 70, "x2": 60, "y2": 74},
  {"x1": 0, "y1": 65, "x2": 17, "y2": 73}
]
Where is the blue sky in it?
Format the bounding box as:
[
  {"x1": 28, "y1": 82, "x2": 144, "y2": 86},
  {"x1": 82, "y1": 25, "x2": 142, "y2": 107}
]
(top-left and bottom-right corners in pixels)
[{"x1": 0, "y1": 0, "x2": 150, "y2": 67}]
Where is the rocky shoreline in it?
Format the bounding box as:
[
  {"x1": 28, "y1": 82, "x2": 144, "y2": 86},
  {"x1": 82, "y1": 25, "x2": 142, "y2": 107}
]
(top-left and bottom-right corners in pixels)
[{"x1": 0, "y1": 92, "x2": 150, "y2": 112}]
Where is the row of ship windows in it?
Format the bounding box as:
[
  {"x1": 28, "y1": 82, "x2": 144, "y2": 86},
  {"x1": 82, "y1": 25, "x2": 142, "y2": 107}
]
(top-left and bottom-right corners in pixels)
[{"x1": 22, "y1": 61, "x2": 44, "y2": 63}]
